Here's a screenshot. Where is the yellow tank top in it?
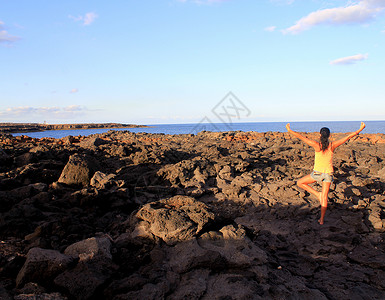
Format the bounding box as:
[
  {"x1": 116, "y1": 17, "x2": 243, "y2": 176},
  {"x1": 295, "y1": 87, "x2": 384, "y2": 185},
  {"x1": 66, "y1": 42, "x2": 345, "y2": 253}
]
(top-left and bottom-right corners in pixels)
[{"x1": 313, "y1": 144, "x2": 334, "y2": 174}]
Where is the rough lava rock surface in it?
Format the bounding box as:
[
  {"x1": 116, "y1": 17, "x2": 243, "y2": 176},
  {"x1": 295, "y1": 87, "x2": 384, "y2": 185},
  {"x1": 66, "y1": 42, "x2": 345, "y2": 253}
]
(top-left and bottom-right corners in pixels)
[{"x1": 1, "y1": 130, "x2": 385, "y2": 299}]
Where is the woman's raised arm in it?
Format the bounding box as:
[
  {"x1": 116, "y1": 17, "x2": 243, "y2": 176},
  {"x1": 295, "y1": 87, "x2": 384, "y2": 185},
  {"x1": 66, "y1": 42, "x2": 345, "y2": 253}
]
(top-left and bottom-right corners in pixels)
[
  {"x1": 331, "y1": 122, "x2": 366, "y2": 151},
  {"x1": 286, "y1": 123, "x2": 319, "y2": 149}
]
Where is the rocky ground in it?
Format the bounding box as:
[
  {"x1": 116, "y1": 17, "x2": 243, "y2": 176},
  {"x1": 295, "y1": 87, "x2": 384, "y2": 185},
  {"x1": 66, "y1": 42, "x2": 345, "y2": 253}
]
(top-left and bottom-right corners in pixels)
[{"x1": 0, "y1": 130, "x2": 385, "y2": 300}]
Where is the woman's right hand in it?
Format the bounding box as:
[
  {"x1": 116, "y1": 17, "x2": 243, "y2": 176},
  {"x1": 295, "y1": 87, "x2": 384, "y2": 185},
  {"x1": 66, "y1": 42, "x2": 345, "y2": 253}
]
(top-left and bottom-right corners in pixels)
[
  {"x1": 360, "y1": 122, "x2": 366, "y2": 131},
  {"x1": 286, "y1": 123, "x2": 291, "y2": 131}
]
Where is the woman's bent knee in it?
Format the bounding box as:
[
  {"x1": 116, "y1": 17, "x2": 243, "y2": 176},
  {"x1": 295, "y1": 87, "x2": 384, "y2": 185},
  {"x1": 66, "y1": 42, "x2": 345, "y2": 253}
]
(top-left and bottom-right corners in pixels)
[{"x1": 297, "y1": 180, "x2": 304, "y2": 188}]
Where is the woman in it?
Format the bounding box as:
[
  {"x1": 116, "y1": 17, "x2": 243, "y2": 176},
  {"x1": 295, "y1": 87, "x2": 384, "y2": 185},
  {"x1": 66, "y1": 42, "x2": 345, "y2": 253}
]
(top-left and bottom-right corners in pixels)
[{"x1": 286, "y1": 122, "x2": 366, "y2": 224}]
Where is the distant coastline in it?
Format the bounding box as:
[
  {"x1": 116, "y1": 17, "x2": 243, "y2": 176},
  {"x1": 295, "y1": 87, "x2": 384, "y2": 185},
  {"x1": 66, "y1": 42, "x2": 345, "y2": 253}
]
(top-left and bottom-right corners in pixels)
[{"x1": 0, "y1": 122, "x2": 148, "y2": 134}]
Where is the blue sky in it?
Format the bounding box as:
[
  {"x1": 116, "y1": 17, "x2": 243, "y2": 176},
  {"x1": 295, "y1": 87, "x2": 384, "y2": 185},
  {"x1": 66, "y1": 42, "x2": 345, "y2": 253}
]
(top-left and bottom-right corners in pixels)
[{"x1": 1, "y1": 0, "x2": 384, "y2": 124}]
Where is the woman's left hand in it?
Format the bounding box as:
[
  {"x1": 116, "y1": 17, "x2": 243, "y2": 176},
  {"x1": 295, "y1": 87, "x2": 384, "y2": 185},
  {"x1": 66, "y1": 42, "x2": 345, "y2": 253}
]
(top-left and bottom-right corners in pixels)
[{"x1": 286, "y1": 123, "x2": 291, "y2": 131}]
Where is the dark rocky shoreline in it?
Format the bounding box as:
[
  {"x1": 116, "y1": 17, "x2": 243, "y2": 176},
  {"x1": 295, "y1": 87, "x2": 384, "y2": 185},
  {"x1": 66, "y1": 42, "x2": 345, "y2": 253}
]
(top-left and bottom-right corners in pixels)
[
  {"x1": 0, "y1": 123, "x2": 147, "y2": 134},
  {"x1": 1, "y1": 130, "x2": 385, "y2": 299}
]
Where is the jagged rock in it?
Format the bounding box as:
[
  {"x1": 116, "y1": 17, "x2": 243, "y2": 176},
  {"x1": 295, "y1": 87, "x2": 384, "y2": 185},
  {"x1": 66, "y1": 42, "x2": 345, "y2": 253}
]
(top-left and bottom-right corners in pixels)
[
  {"x1": 55, "y1": 236, "x2": 116, "y2": 300},
  {"x1": 60, "y1": 135, "x2": 76, "y2": 145},
  {"x1": 79, "y1": 137, "x2": 107, "y2": 148},
  {"x1": 198, "y1": 224, "x2": 268, "y2": 268},
  {"x1": 57, "y1": 154, "x2": 97, "y2": 187},
  {"x1": 135, "y1": 195, "x2": 215, "y2": 245},
  {"x1": 90, "y1": 171, "x2": 115, "y2": 189},
  {"x1": 64, "y1": 235, "x2": 112, "y2": 262},
  {"x1": 16, "y1": 248, "x2": 74, "y2": 288}
]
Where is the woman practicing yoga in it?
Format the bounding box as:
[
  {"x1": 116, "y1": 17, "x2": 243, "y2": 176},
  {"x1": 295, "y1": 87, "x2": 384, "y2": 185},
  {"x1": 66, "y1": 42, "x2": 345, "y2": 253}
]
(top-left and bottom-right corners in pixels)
[{"x1": 286, "y1": 122, "x2": 366, "y2": 224}]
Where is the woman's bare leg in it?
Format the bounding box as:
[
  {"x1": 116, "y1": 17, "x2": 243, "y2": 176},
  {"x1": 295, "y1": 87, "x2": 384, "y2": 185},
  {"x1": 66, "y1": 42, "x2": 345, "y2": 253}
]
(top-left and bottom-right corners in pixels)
[
  {"x1": 297, "y1": 175, "x2": 320, "y2": 199},
  {"x1": 319, "y1": 181, "x2": 331, "y2": 225}
]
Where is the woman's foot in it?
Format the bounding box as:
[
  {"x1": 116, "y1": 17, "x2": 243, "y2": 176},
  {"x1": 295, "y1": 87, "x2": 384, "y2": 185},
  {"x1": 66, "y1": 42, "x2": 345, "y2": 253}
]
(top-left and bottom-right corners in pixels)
[{"x1": 318, "y1": 219, "x2": 324, "y2": 225}]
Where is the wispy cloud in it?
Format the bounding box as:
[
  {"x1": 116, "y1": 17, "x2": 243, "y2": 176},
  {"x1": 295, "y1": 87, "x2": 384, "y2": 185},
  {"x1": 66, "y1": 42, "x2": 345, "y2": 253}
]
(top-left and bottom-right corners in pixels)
[
  {"x1": 0, "y1": 105, "x2": 88, "y2": 119},
  {"x1": 264, "y1": 26, "x2": 277, "y2": 32},
  {"x1": 70, "y1": 88, "x2": 79, "y2": 93},
  {"x1": 0, "y1": 21, "x2": 20, "y2": 44},
  {"x1": 69, "y1": 12, "x2": 98, "y2": 26},
  {"x1": 330, "y1": 53, "x2": 369, "y2": 65},
  {"x1": 282, "y1": 0, "x2": 385, "y2": 34},
  {"x1": 177, "y1": 0, "x2": 228, "y2": 4},
  {"x1": 270, "y1": 0, "x2": 295, "y2": 5}
]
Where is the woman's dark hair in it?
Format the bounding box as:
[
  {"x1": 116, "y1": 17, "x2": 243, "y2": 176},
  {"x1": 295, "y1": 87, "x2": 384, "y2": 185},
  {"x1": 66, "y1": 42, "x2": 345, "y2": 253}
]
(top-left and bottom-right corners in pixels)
[{"x1": 320, "y1": 127, "x2": 330, "y2": 151}]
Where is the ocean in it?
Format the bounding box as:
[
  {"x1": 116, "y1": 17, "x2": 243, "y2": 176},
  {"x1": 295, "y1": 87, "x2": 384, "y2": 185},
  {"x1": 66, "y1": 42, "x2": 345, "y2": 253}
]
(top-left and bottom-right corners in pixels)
[{"x1": 11, "y1": 121, "x2": 385, "y2": 139}]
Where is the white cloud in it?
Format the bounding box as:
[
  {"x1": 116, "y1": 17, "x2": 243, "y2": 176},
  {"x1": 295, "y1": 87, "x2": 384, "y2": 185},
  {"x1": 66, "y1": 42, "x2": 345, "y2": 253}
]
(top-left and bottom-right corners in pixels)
[
  {"x1": 330, "y1": 53, "x2": 368, "y2": 65},
  {"x1": 177, "y1": 0, "x2": 228, "y2": 4},
  {"x1": 69, "y1": 12, "x2": 98, "y2": 26},
  {"x1": 282, "y1": 0, "x2": 385, "y2": 34},
  {"x1": 264, "y1": 26, "x2": 277, "y2": 32},
  {"x1": 70, "y1": 88, "x2": 79, "y2": 93},
  {"x1": 270, "y1": 0, "x2": 295, "y2": 5},
  {"x1": 0, "y1": 105, "x2": 88, "y2": 119},
  {"x1": 0, "y1": 21, "x2": 20, "y2": 44},
  {"x1": 83, "y1": 12, "x2": 98, "y2": 25}
]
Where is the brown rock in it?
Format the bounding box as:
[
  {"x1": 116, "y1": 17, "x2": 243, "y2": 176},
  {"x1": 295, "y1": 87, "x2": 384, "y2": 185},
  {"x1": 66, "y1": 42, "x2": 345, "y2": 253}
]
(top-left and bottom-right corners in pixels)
[
  {"x1": 64, "y1": 236, "x2": 112, "y2": 262},
  {"x1": 58, "y1": 154, "x2": 97, "y2": 187},
  {"x1": 135, "y1": 195, "x2": 214, "y2": 245},
  {"x1": 16, "y1": 248, "x2": 74, "y2": 288}
]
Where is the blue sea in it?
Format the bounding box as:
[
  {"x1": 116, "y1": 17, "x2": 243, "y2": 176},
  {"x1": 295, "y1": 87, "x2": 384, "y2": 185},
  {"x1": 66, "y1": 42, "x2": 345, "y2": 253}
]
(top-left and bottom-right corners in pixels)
[{"x1": 12, "y1": 121, "x2": 385, "y2": 139}]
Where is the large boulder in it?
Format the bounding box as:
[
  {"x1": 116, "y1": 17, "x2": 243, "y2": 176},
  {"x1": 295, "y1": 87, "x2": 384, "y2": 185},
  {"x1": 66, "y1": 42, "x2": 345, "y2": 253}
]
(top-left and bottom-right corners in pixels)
[
  {"x1": 135, "y1": 195, "x2": 215, "y2": 245},
  {"x1": 54, "y1": 236, "x2": 116, "y2": 300},
  {"x1": 58, "y1": 154, "x2": 97, "y2": 187},
  {"x1": 16, "y1": 248, "x2": 74, "y2": 288}
]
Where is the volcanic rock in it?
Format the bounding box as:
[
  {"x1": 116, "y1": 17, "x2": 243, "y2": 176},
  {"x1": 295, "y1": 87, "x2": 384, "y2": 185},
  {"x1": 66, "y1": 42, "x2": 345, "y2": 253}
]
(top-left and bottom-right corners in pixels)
[
  {"x1": 57, "y1": 154, "x2": 97, "y2": 187},
  {"x1": 135, "y1": 195, "x2": 215, "y2": 245},
  {"x1": 16, "y1": 248, "x2": 74, "y2": 288}
]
